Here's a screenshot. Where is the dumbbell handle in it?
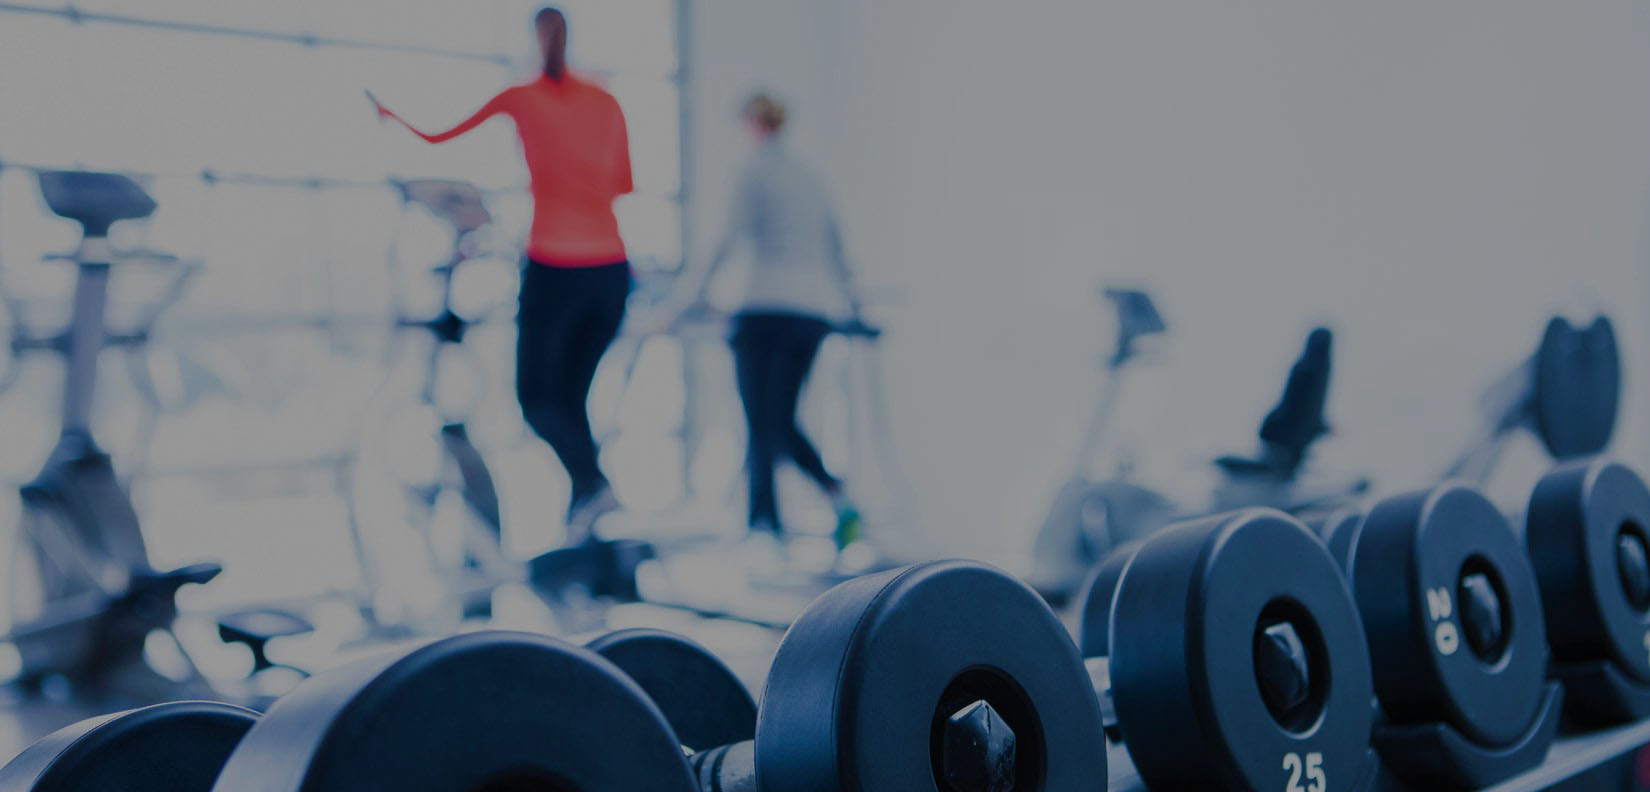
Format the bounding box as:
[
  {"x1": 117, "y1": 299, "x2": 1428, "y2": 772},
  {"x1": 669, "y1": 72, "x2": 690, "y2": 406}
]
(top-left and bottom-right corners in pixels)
[
  {"x1": 686, "y1": 741, "x2": 757, "y2": 792},
  {"x1": 680, "y1": 696, "x2": 1018, "y2": 792},
  {"x1": 1087, "y1": 657, "x2": 1121, "y2": 737}
]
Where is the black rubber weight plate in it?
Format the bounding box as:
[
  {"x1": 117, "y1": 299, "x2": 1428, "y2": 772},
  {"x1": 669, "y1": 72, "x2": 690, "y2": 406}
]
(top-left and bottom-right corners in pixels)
[
  {"x1": 1076, "y1": 540, "x2": 1145, "y2": 658},
  {"x1": 210, "y1": 631, "x2": 698, "y2": 791},
  {"x1": 1110, "y1": 509, "x2": 1374, "y2": 791},
  {"x1": 1352, "y1": 484, "x2": 1548, "y2": 746},
  {"x1": 0, "y1": 701, "x2": 257, "y2": 792},
  {"x1": 1534, "y1": 316, "x2": 1619, "y2": 459},
  {"x1": 1527, "y1": 459, "x2": 1650, "y2": 683},
  {"x1": 755, "y1": 560, "x2": 1107, "y2": 791},
  {"x1": 1308, "y1": 507, "x2": 1365, "y2": 573},
  {"x1": 587, "y1": 628, "x2": 757, "y2": 751}
]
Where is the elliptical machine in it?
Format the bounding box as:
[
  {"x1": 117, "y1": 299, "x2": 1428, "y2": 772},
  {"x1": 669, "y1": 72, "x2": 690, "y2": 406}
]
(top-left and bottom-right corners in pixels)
[
  {"x1": 361, "y1": 179, "x2": 509, "y2": 622},
  {"x1": 4, "y1": 170, "x2": 219, "y2": 699}
]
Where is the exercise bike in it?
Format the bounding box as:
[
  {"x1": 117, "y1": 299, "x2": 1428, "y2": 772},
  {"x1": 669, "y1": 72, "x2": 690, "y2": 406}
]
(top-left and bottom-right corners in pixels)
[
  {"x1": 1029, "y1": 288, "x2": 1368, "y2": 602},
  {"x1": 1028, "y1": 289, "x2": 1173, "y2": 600},
  {"x1": 1, "y1": 170, "x2": 220, "y2": 701}
]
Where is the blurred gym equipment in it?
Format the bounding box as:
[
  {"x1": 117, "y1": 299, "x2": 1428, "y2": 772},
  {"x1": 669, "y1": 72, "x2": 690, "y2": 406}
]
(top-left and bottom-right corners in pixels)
[
  {"x1": 357, "y1": 178, "x2": 511, "y2": 622},
  {"x1": 1030, "y1": 288, "x2": 1172, "y2": 600},
  {"x1": 2, "y1": 170, "x2": 222, "y2": 700},
  {"x1": 1210, "y1": 326, "x2": 1370, "y2": 513},
  {"x1": 1030, "y1": 289, "x2": 1365, "y2": 602},
  {"x1": 1448, "y1": 315, "x2": 1619, "y2": 483}
]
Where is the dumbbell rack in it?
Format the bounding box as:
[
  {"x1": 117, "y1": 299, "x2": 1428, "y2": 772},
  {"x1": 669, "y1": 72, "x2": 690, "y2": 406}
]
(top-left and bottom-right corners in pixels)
[{"x1": 1102, "y1": 719, "x2": 1650, "y2": 791}]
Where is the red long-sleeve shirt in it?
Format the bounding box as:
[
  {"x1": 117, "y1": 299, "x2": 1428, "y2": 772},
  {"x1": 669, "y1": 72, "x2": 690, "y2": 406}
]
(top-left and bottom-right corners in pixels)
[{"x1": 400, "y1": 74, "x2": 633, "y2": 266}]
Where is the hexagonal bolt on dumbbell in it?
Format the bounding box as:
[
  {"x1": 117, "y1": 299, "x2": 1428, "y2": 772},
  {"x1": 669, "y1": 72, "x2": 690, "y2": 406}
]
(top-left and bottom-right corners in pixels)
[
  {"x1": 1254, "y1": 621, "x2": 1311, "y2": 719},
  {"x1": 1459, "y1": 572, "x2": 1505, "y2": 661},
  {"x1": 1617, "y1": 531, "x2": 1650, "y2": 611},
  {"x1": 942, "y1": 699, "x2": 1016, "y2": 792}
]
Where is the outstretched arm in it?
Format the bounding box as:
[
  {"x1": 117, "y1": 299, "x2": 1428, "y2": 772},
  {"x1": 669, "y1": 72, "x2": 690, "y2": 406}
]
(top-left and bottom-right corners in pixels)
[
  {"x1": 367, "y1": 89, "x2": 508, "y2": 144},
  {"x1": 677, "y1": 169, "x2": 756, "y2": 304}
]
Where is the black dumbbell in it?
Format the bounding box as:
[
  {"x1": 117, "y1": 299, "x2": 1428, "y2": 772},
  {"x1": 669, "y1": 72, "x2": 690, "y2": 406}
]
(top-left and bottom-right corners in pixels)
[
  {"x1": 1334, "y1": 483, "x2": 1562, "y2": 789},
  {"x1": 586, "y1": 627, "x2": 757, "y2": 753},
  {"x1": 0, "y1": 701, "x2": 257, "y2": 791},
  {"x1": 207, "y1": 559, "x2": 1109, "y2": 791},
  {"x1": 1312, "y1": 506, "x2": 1364, "y2": 571},
  {"x1": 1525, "y1": 458, "x2": 1650, "y2": 726},
  {"x1": 210, "y1": 630, "x2": 705, "y2": 789},
  {"x1": 1079, "y1": 509, "x2": 1379, "y2": 791}
]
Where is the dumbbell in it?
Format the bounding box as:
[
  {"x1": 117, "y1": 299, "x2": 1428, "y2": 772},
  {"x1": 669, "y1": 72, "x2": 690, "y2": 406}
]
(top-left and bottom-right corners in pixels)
[
  {"x1": 1525, "y1": 458, "x2": 1650, "y2": 726},
  {"x1": 1326, "y1": 482, "x2": 1562, "y2": 789},
  {"x1": 1078, "y1": 508, "x2": 1379, "y2": 791},
  {"x1": 586, "y1": 627, "x2": 759, "y2": 765},
  {"x1": 0, "y1": 701, "x2": 257, "y2": 791},
  {"x1": 206, "y1": 559, "x2": 1109, "y2": 790},
  {"x1": 0, "y1": 628, "x2": 756, "y2": 792}
]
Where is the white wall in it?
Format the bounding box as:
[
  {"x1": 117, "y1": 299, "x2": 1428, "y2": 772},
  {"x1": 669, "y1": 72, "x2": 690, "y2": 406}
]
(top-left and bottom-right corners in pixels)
[{"x1": 692, "y1": 1, "x2": 1650, "y2": 557}]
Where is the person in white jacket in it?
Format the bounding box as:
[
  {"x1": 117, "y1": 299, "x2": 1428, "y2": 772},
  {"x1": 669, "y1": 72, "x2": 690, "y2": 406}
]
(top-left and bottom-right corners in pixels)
[{"x1": 669, "y1": 93, "x2": 862, "y2": 546}]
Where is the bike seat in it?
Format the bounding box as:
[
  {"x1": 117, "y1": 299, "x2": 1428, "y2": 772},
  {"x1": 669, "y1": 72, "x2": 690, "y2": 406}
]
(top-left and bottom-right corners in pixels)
[
  {"x1": 37, "y1": 170, "x2": 158, "y2": 238},
  {"x1": 1102, "y1": 288, "x2": 1166, "y2": 367},
  {"x1": 400, "y1": 179, "x2": 491, "y2": 233}
]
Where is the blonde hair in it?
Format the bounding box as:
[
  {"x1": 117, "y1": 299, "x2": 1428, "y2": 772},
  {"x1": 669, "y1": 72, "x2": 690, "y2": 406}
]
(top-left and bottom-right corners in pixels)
[{"x1": 743, "y1": 93, "x2": 787, "y2": 133}]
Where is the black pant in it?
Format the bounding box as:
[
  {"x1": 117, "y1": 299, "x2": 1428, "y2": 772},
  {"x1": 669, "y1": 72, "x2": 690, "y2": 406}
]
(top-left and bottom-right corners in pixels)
[
  {"x1": 516, "y1": 259, "x2": 629, "y2": 500},
  {"x1": 732, "y1": 311, "x2": 840, "y2": 533}
]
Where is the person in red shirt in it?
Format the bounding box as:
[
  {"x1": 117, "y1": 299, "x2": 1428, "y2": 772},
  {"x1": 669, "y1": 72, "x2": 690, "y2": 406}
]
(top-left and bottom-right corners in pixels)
[{"x1": 370, "y1": 7, "x2": 631, "y2": 540}]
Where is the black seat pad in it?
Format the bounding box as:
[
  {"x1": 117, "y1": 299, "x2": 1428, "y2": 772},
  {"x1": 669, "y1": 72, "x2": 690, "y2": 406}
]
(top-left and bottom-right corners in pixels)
[
  {"x1": 37, "y1": 170, "x2": 157, "y2": 237},
  {"x1": 1533, "y1": 316, "x2": 1619, "y2": 459},
  {"x1": 1219, "y1": 328, "x2": 1334, "y2": 479}
]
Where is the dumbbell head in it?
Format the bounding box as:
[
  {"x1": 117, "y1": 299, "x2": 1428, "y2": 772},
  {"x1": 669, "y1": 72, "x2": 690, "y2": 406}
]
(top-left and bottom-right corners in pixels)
[
  {"x1": 1308, "y1": 507, "x2": 1365, "y2": 571},
  {"x1": 755, "y1": 560, "x2": 1107, "y2": 791},
  {"x1": 1526, "y1": 459, "x2": 1650, "y2": 683},
  {"x1": 209, "y1": 631, "x2": 700, "y2": 791},
  {"x1": 0, "y1": 701, "x2": 257, "y2": 792},
  {"x1": 1075, "y1": 540, "x2": 1145, "y2": 658},
  {"x1": 588, "y1": 628, "x2": 757, "y2": 752},
  {"x1": 1349, "y1": 483, "x2": 1548, "y2": 746},
  {"x1": 1099, "y1": 508, "x2": 1374, "y2": 791}
]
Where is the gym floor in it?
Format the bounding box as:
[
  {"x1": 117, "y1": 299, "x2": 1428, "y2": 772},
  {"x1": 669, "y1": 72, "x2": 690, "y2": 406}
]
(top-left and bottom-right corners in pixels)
[{"x1": 3, "y1": 2, "x2": 1650, "y2": 790}]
